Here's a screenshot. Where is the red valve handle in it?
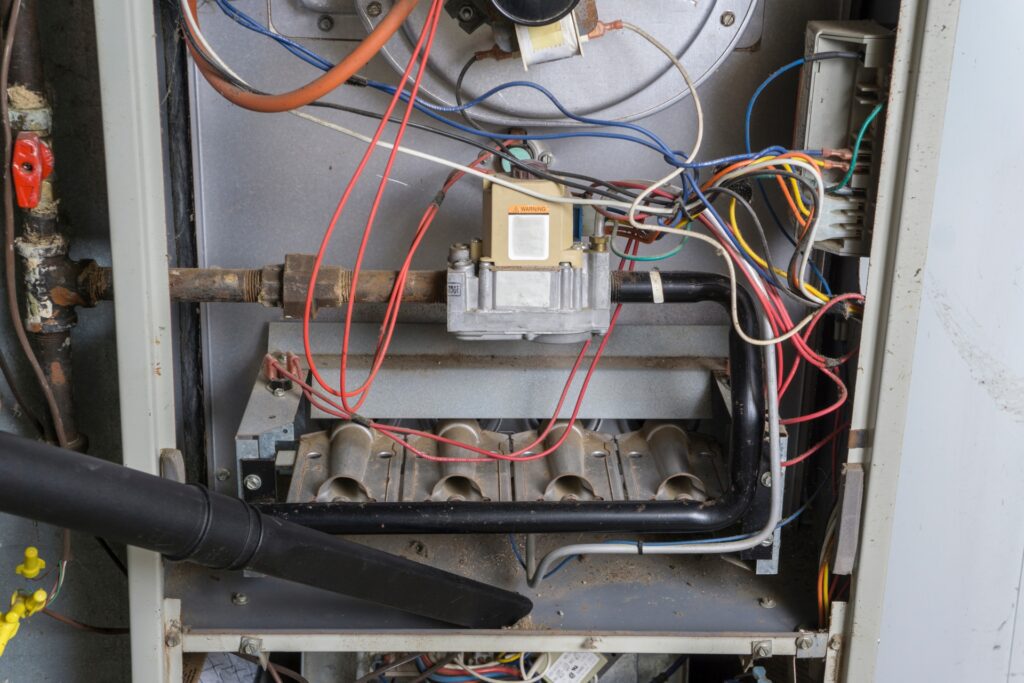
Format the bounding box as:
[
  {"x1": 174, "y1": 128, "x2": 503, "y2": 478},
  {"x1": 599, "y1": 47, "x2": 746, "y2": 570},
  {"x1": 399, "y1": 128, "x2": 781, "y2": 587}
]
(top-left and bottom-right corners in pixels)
[{"x1": 11, "y1": 132, "x2": 54, "y2": 209}]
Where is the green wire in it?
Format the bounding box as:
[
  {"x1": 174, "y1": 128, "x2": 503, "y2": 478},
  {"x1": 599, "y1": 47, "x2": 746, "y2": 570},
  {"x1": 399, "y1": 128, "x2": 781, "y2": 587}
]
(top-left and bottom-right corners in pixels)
[
  {"x1": 610, "y1": 226, "x2": 689, "y2": 262},
  {"x1": 830, "y1": 103, "x2": 884, "y2": 192}
]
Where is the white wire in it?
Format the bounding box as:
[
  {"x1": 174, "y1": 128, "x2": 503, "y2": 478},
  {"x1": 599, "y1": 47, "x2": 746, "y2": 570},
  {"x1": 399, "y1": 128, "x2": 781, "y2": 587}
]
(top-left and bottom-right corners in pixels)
[
  {"x1": 288, "y1": 109, "x2": 676, "y2": 215},
  {"x1": 612, "y1": 220, "x2": 814, "y2": 345},
  {"x1": 520, "y1": 653, "x2": 551, "y2": 681},
  {"x1": 452, "y1": 653, "x2": 549, "y2": 683},
  {"x1": 713, "y1": 157, "x2": 826, "y2": 303},
  {"x1": 529, "y1": 315, "x2": 782, "y2": 583},
  {"x1": 179, "y1": 5, "x2": 678, "y2": 217},
  {"x1": 179, "y1": 0, "x2": 247, "y2": 84},
  {"x1": 618, "y1": 22, "x2": 704, "y2": 231}
]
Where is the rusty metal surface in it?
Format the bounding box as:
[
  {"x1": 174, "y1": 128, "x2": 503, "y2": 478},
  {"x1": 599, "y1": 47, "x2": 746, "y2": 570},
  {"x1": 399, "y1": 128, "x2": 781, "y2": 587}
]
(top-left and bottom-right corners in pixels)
[
  {"x1": 32, "y1": 330, "x2": 83, "y2": 450},
  {"x1": 618, "y1": 427, "x2": 727, "y2": 503},
  {"x1": 511, "y1": 426, "x2": 623, "y2": 503},
  {"x1": 14, "y1": 231, "x2": 77, "y2": 333},
  {"x1": 284, "y1": 420, "x2": 727, "y2": 513},
  {"x1": 160, "y1": 258, "x2": 447, "y2": 311},
  {"x1": 405, "y1": 422, "x2": 512, "y2": 503},
  {"x1": 169, "y1": 267, "x2": 263, "y2": 304}
]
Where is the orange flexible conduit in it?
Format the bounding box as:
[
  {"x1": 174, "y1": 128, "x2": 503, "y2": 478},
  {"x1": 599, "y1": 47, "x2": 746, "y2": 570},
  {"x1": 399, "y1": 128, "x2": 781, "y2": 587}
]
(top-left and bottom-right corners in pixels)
[{"x1": 184, "y1": 0, "x2": 420, "y2": 113}]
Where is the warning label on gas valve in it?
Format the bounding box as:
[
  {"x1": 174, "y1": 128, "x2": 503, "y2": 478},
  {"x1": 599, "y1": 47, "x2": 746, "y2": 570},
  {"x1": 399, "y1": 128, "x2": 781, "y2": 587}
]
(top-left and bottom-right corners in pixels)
[{"x1": 509, "y1": 204, "x2": 550, "y2": 214}]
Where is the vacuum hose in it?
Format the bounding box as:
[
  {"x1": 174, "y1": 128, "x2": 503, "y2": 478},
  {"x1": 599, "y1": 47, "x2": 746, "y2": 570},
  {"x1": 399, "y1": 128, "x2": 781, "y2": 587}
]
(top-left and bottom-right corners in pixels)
[{"x1": 0, "y1": 432, "x2": 532, "y2": 627}]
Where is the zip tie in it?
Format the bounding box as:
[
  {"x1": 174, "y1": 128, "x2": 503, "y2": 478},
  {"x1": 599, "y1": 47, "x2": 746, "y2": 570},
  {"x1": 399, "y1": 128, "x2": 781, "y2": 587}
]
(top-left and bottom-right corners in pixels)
[{"x1": 649, "y1": 269, "x2": 665, "y2": 304}]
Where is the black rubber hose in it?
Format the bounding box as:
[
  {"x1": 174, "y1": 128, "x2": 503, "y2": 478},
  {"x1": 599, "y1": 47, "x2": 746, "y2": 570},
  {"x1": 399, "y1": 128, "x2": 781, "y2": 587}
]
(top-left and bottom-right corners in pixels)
[
  {"x1": 260, "y1": 272, "x2": 765, "y2": 535},
  {"x1": 0, "y1": 432, "x2": 532, "y2": 627}
]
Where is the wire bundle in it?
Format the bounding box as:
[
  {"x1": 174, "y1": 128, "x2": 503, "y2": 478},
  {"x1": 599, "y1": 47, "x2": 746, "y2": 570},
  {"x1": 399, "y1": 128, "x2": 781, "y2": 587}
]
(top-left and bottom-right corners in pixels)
[
  {"x1": 178, "y1": 0, "x2": 882, "y2": 599},
  {"x1": 414, "y1": 653, "x2": 550, "y2": 682}
]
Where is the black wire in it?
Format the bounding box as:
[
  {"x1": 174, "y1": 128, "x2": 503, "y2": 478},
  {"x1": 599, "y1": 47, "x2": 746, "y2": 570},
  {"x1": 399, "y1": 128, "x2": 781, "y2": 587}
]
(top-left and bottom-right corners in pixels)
[
  {"x1": 303, "y1": 99, "x2": 670, "y2": 204},
  {"x1": 410, "y1": 655, "x2": 459, "y2": 683},
  {"x1": 726, "y1": 168, "x2": 824, "y2": 295},
  {"x1": 182, "y1": 19, "x2": 677, "y2": 211},
  {"x1": 94, "y1": 536, "x2": 128, "y2": 578},
  {"x1": 805, "y1": 50, "x2": 862, "y2": 63},
  {"x1": 179, "y1": 17, "x2": 680, "y2": 206},
  {"x1": 454, "y1": 55, "x2": 480, "y2": 129},
  {"x1": 649, "y1": 655, "x2": 688, "y2": 683},
  {"x1": 702, "y1": 185, "x2": 786, "y2": 292},
  {"x1": 558, "y1": 170, "x2": 680, "y2": 207}
]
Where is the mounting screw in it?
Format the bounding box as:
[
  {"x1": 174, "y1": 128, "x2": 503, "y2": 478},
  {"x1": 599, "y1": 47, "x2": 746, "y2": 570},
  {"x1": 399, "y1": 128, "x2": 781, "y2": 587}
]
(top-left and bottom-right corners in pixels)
[
  {"x1": 758, "y1": 596, "x2": 776, "y2": 609},
  {"x1": 828, "y1": 635, "x2": 842, "y2": 651},
  {"x1": 272, "y1": 387, "x2": 286, "y2": 397},
  {"x1": 760, "y1": 471, "x2": 772, "y2": 488},
  {"x1": 457, "y1": 4, "x2": 476, "y2": 22},
  {"x1": 317, "y1": 14, "x2": 334, "y2": 31},
  {"x1": 449, "y1": 242, "x2": 472, "y2": 267},
  {"x1": 232, "y1": 592, "x2": 249, "y2": 607},
  {"x1": 165, "y1": 632, "x2": 181, "y2": 648},
  {"x1": 243, "y1": 474, "x2": 262, "y2": 491},
  {"x1": 215, "y1": 468, "x2": 231, "y2": 482},
  {"x1": 538, "y1": 151, "x2": 554, "y2": 165},
  {"x1": 366, "y1": 1, "x2": 383, "y2": 17},
  {"x1": 753, "y1": 643, "x2": 771, "y2": 658},
  {"x1": 720, "y1": 11, "x2": 736, "y2": 27},
  {"x1": 796, "y1": 635, "x2": 814, "y2": 651},
  {"x1": 760, "y1": 534, "x2": 774, "y2": 547}
]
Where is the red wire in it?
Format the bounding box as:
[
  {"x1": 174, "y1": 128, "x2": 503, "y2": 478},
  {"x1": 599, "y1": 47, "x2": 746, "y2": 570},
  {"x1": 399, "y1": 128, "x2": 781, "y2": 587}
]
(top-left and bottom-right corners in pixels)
[
  {"x1": 338, "y1": 0, "x2": 447, "y2": 412},
  {"x1": 694, "y1": 214, "x2": 863, "y2": 429},
  {"x1": 350, "y1": 150, "x2": 499, "y2": 406},
  {"x1": 301, "y1": 0, "x2": 445, "y2": 406},
  {"x1": 270, "y1": 241, "x2": 639, "y2": 465},
  {"x1": 783, "y1": 421, "x2": 850, "y2": 468}
]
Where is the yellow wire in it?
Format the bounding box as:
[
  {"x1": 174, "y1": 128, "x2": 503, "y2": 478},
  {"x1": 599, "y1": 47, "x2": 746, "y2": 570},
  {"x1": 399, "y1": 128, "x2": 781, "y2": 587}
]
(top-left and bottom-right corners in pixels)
[
  {"x1": 782, "y1": 163, "x2": 812, "y2": 217},
  {"x1": 823, "y1": 564, "x2": 831, "y2": 616},
  {"x1": 497, "y1": 654, "x2": 521, "y2": 664},
  {"x1": 727, "y1": 200, "x2": 830, "y2": 304}
]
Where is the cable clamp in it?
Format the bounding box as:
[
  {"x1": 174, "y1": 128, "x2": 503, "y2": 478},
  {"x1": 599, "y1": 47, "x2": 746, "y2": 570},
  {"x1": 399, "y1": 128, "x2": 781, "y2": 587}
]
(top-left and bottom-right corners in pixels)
[{"x1": 649, "y1": 269, "x2": 665, "y2": 304}]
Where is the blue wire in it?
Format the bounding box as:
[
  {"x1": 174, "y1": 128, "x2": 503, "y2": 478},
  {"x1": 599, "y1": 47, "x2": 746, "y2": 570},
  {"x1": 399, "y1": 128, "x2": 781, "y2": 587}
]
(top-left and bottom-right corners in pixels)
[
  {"x1": 213, "y1": 0, "x2": 334, "y2": 71},
  {"x1": 604, "y1": 471, "x2": 830, "y2": 548},
  {"x1": 684, "y1": 174, "x2": 779, "y2": 284},
  {"x1": 512, "y1": 472, "x2": 828, "y2": 576},
  {"x1": 743, "y1": 57, "x2": 833, "y2": 295},
  {"x1": 414, "y1": 656, "x2": 519, "y2": 682},
  {"x1": 213, "y1": 0, "x2": 832, "y2": 292},
  {"x1": 508, "y1": 534, "x2": 577, "y2": 579},
  {"x1": 744, "y1": 58, "x2": 805, "y2": 155},
  {"x1": 365, "y1": 79, "x2": 689, "y2": 163},
  {"x1": 367, "y1": 78, "x2": 679, "y2": 158},
  {"x1": 209, "y1": 0, "x2": 699, "y2": 167},
  {"x1": 209, "y1": 0, "x2": 820, "y2": 185}
]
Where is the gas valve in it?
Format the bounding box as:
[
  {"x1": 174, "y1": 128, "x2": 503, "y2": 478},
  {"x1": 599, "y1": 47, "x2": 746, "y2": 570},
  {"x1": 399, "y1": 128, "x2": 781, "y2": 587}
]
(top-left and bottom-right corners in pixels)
[{"x1": 11, "y1": 132, "x2": 54, "y2": 209}]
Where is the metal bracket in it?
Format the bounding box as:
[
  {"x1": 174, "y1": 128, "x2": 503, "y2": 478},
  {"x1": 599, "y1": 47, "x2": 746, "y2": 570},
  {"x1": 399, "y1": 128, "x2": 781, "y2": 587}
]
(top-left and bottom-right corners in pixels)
[
  {"x1": 832, "y1": 463, "x2": 865, "y2": 574},
  {"x1": 163, "y1": 599, "x2": 183, "y2": 682},
  {"x1": 239, "y1": 636, "x2": 269, "y2": 669},
  {"x1": 823, "y1": 601, "x2": 847, "y2": 680},
  {"x1": 751, "y1": 639, "x2": 772, "y2": 659},
  {"x1": 159, "y1": 449, "x2": 186, "y2": 484}
]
